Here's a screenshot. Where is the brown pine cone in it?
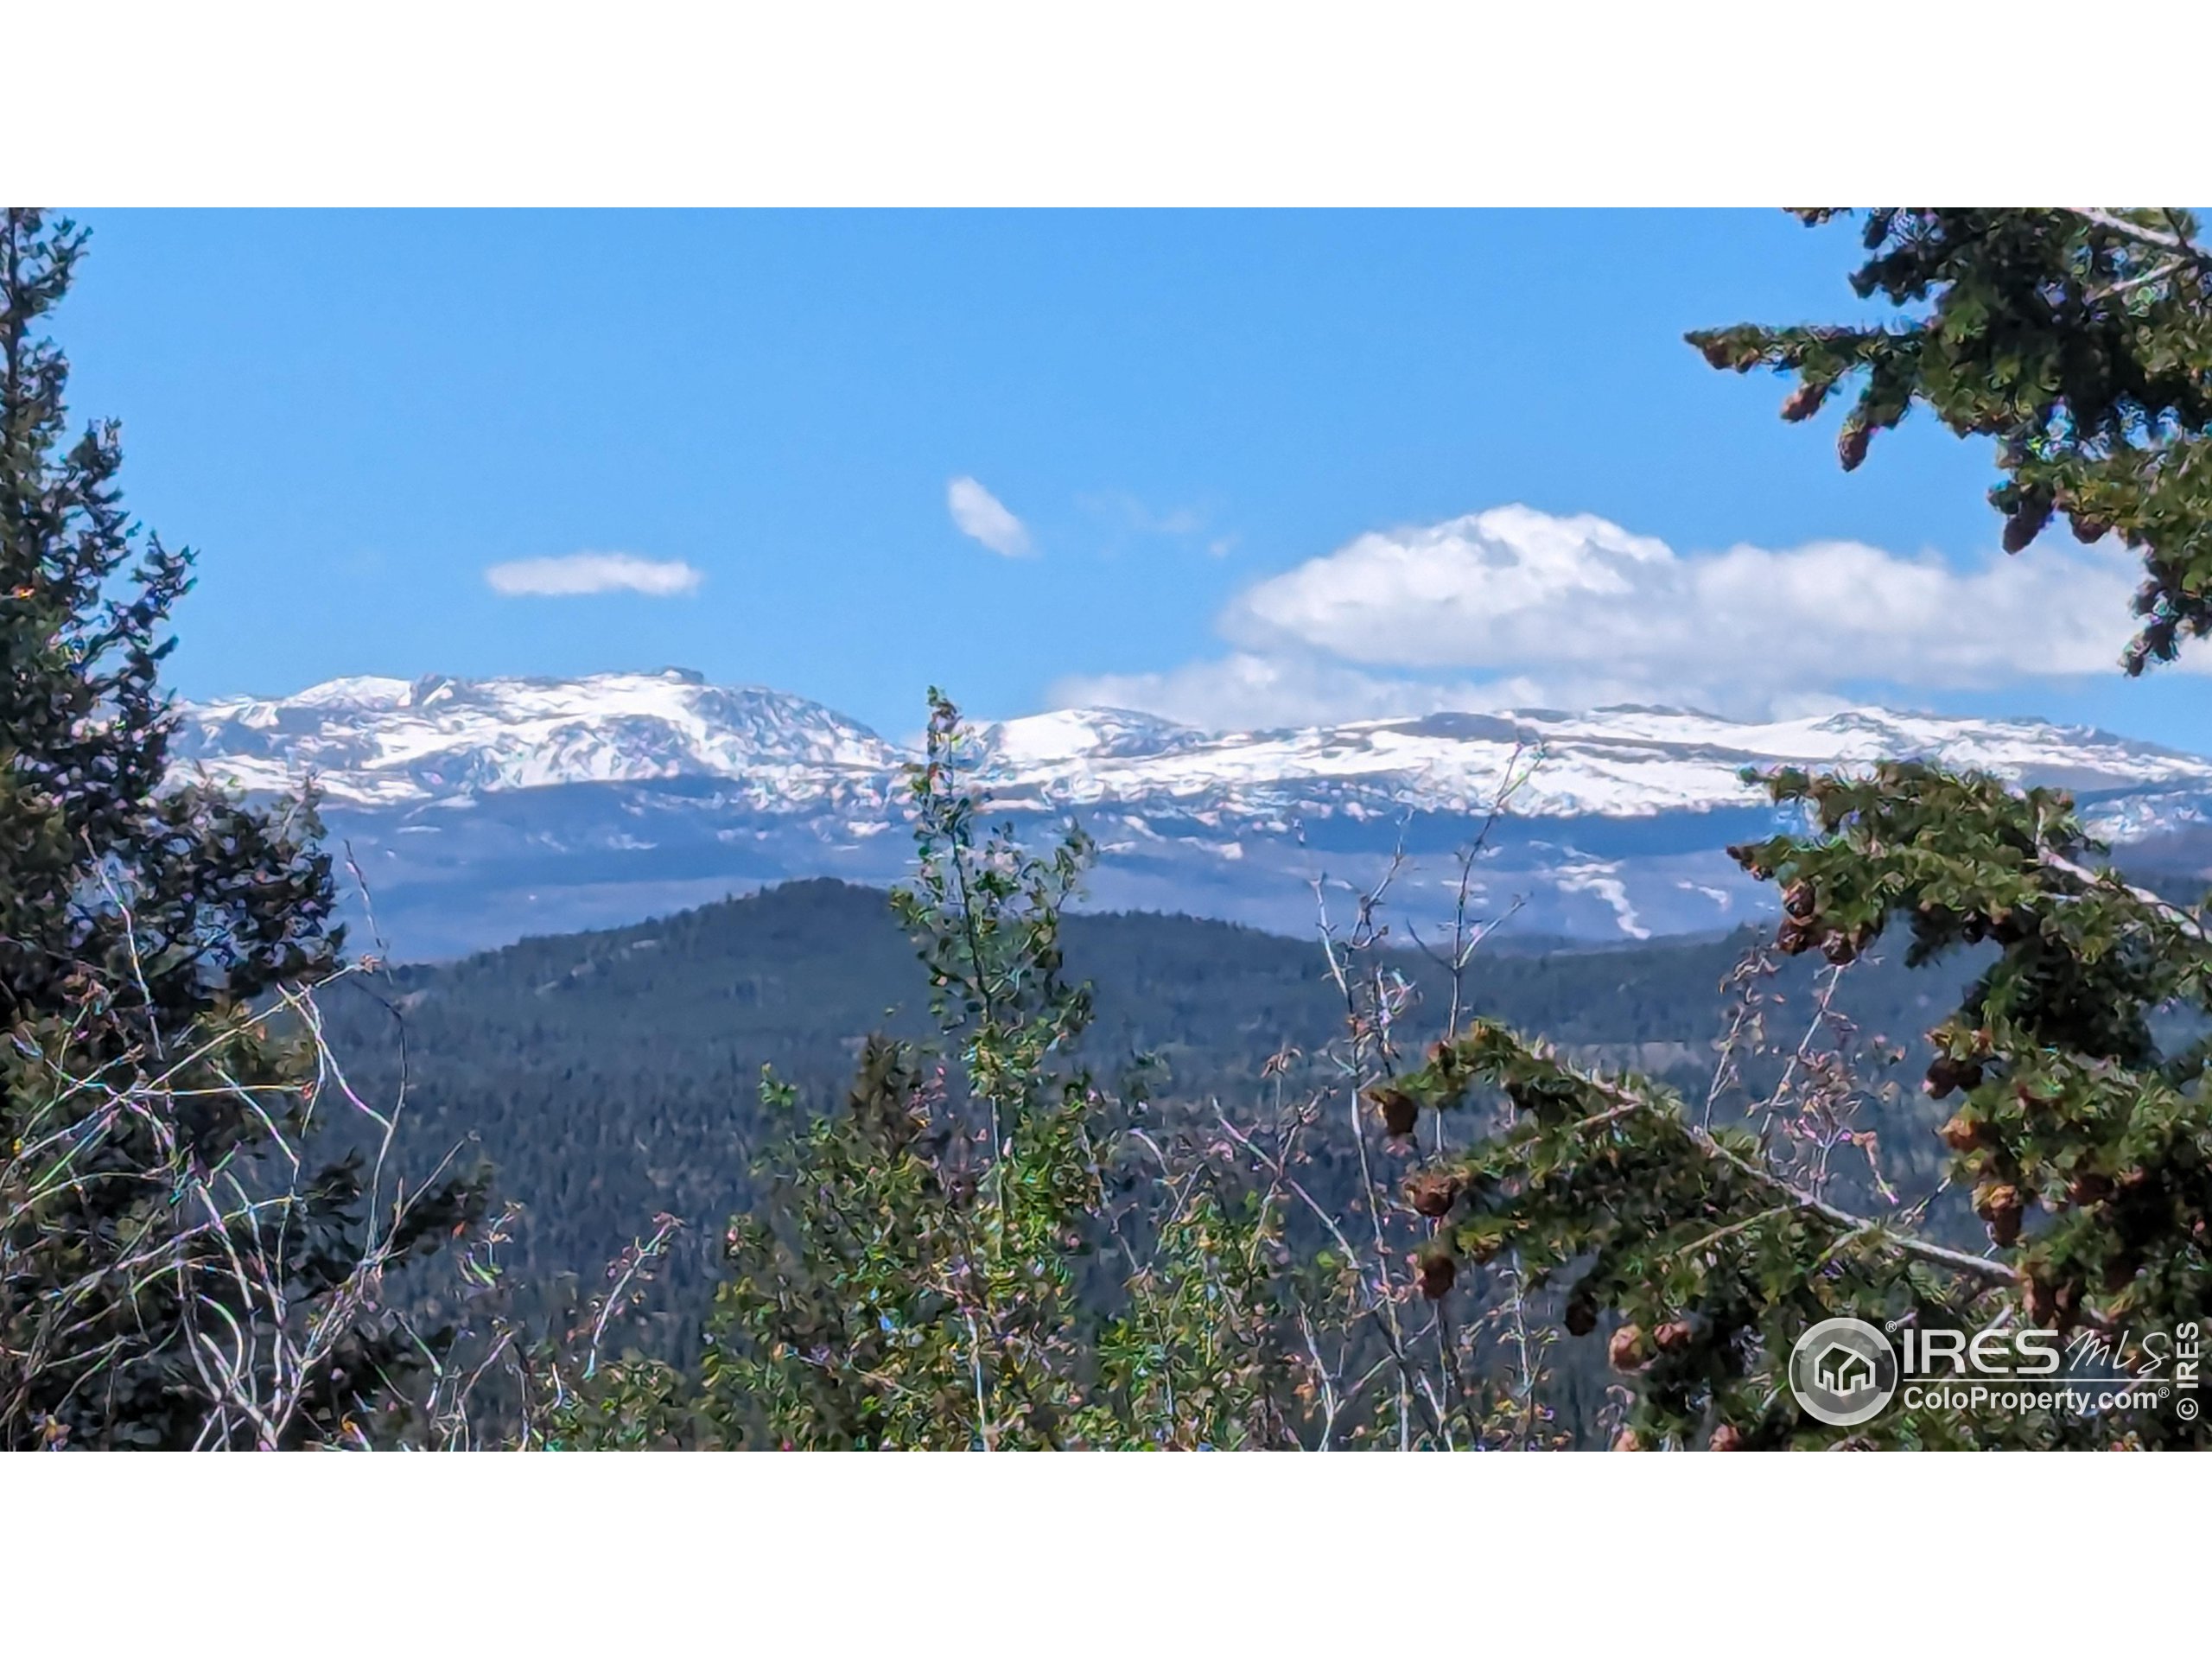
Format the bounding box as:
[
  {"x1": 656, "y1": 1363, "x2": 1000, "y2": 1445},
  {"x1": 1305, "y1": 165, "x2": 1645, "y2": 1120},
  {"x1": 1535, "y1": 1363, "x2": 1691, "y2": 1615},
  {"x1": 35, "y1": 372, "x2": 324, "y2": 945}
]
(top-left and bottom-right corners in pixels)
[
  {"x1": 1608, "y1": 1323, "x2": 1648, "y2": 1371},
  {"x1": 1367, "y1": 1085, "x2": 1420, "y2": 1138},
  {"x1": 1406, "y1": 1168, "x2": 1462, "y2": 1218},
  {"x1": 1415, "y1": 1247, "x2": 1457, "y2": 1300},
  {"x1": 1974, "y1": 1182, "x2": 2024, "y2": 1248}
]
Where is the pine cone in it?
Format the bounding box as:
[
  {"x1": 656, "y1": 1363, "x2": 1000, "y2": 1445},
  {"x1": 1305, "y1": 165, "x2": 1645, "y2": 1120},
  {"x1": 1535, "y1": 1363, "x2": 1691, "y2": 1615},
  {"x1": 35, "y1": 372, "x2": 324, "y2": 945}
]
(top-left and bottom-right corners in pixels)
[
  {"x1": 1608, "y1": 1323, "x2": 1648, "y2": 1371},
  {"x1": 1406, "y1": 1168, "x2": 1462, "y2": 1218},
  {"x1": 2001, "y1": 501, "x2": 2051, "y2": 554},
  {"x1": 1695, "y1": 334, "x2": 1754, "y2": 372},
  {"x1": 1974, "y1": 1182, "x2": 2024, "y2": 1248},
  {"x1": 1923, "y1": 1055, "x2": 1984, "y2": 1099},
  {"x1": 2066, "y1": 1171, "x2": 2113, "y2": 1206},
  {"x1": 1366, "y1": 1085, "x2": 1420, "y2": 1138},
  {"x1": 1777, "y1": 920, "x2": 1815, "y2": 956},
  {"x1": 1415, "y1": 1247, "x2": 1458, "y2": 1300},
  {"x1": 1938, "y1": 1112, "x2": 1989, "y2": 1153}
]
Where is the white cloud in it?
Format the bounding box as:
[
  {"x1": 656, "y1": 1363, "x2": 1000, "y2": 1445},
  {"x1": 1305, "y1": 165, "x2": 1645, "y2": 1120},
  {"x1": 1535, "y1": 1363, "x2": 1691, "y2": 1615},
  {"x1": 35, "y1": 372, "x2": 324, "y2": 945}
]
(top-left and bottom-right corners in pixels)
[
  {"x1": 947, "y1": 476, "x2": 1033, "y2": 557},
  {"x1": 1226, "y1": 505, "x2": 2150, "y2": 692},
  {"x1": 484, "y1": 551, "x2": 702, "y2": 598},
  {"x1": 1057, "y1": 505, "x2": 2194, "y2": 733}
]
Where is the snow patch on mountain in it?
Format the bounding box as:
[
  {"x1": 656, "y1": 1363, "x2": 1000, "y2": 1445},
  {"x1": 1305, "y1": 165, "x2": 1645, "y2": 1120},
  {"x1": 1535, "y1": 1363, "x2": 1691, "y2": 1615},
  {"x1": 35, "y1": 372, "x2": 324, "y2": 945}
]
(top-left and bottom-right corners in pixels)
[
  {"x1": 166, "y1": 671, "x2": 2212, "y2": 957},
  {"x1": 1557, "y1": 861, "x2": 1649, "y2": 940},
  {"x1": 175, "y1": 669, "x2": 905, "y2": 809},
  {"x1": 976, "y1": 708, "x2": 1209, "y2": 766},
  {"x1": 957, "y1": 700, "x2": 2212, "y2": 824},
  {"x1": 178, "y1": 673, "x2": 2212, "y2": 827}
]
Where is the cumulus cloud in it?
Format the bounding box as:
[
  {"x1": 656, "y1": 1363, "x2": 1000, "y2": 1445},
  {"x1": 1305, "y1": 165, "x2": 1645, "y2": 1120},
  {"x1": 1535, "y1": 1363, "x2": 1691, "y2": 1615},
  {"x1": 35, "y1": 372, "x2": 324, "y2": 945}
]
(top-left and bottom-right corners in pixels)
[
  {"x1": 947, "y1": 476, "x2": 1033, "y2": 557},
  {"x1": 1226, "y1": 505, "x2": 2148, "y2": 691},
  {"x1": 484, "y1": 551, "x2": 702, "y2": 598},
  {"x1": 1058, "y1": 504, "x2": 2189, "y2": 733}
]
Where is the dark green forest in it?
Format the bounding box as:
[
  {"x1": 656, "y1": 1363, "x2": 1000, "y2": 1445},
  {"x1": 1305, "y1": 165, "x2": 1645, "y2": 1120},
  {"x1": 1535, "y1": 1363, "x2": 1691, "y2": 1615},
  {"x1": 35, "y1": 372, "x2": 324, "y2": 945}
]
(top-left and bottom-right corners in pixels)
[{"x1": 313, "y1": 876, "x2": 1989, "y2": 1357}]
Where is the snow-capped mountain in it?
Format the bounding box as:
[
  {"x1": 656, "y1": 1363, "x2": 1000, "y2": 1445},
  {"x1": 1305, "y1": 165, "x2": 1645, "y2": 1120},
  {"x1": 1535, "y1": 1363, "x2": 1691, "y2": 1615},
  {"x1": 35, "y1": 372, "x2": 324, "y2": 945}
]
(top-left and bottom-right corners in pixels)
[
  {"x1": 175, "y1": 670, "x2": 902, "y2": 809},
  {"x1": 972, "y1": 703, "x2": 2212, "y2": 821},
  {"x1": 172, "y1": 671, "x2": 2212, "y2": 959}
]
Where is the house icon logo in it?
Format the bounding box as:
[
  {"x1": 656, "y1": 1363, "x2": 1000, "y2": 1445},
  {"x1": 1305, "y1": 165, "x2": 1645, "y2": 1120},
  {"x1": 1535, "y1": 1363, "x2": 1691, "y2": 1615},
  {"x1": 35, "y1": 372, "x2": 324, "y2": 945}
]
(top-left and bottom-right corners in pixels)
[
  {"x1": 1788, "y1": 1317, "x2": 1898, "y2": 1427},
  {"x1": 1814, "y1": 1343, "x2": 1875, "y2": 1395}
]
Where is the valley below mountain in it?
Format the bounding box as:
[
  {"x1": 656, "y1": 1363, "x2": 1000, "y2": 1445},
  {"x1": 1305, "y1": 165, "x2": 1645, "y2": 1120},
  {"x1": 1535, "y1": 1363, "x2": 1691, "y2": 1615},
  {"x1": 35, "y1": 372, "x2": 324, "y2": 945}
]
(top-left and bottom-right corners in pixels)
[{"x1": 308, "y1": 877, "x2": 1987, "y2": 1378}]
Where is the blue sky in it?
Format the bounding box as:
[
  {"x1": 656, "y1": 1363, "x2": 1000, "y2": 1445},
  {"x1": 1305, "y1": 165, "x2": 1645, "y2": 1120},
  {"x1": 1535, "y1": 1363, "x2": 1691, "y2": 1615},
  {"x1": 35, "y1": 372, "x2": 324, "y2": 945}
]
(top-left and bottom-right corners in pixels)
[{"x1": 54, "y1": 209, "x2": 2211, "y2": 752}]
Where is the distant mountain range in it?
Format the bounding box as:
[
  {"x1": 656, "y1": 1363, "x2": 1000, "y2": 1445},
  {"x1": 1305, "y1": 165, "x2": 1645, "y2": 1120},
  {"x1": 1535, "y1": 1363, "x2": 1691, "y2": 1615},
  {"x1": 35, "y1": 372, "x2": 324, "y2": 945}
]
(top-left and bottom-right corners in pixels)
[{"x1": 173, "y1": 669, "x2": 2212, "y2": 959}]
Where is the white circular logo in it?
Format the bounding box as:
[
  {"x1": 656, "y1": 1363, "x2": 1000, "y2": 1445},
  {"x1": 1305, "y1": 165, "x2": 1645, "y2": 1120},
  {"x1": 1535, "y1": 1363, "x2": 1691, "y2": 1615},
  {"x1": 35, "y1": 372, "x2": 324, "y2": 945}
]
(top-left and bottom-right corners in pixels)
[{"x1": 1788, "y1": 1317, "x2": 1899, "y2": 1427}]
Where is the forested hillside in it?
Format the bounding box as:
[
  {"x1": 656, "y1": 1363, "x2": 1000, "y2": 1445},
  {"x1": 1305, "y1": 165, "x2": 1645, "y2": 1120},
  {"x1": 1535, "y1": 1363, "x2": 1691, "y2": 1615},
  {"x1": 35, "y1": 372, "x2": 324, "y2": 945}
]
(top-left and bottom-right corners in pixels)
[{"x1": 315, "y1": 876, "x2": 1986, "y2": 1347}]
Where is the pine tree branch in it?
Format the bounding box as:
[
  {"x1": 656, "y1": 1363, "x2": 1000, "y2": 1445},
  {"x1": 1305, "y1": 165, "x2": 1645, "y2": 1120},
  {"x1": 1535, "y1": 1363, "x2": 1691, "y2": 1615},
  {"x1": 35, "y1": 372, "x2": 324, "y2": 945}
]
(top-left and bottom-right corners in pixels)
[
  {"x1": 1523, "y1": 1045, "x2": 2020, "y2": 1289},
  {"x1": 2064, "y1": 207, "x2": 2212, "y2": 268},
  {"x1": 1689, "y1": 1119, "x2": 2013, "y2": 1287},
  {"x1": 2037, "y1": 847, "x2": 2209, "y2": 942}
]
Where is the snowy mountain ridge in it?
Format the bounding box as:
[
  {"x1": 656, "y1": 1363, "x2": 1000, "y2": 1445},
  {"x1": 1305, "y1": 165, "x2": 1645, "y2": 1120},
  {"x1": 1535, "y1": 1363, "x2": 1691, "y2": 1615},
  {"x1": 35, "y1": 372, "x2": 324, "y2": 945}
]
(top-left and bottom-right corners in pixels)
[
  {"x1": 976, "y1": 702, "x2": 2212, "y2": 823},
  {"x1": 179, "y1": 669, "x2": 2212, "y2": 821},
  {"x1": 175, "y1": 670, "x2": 904, "y2": 810},
  {"x1": 167, "y1": 671, "x2": 2212, "y2": 958}
]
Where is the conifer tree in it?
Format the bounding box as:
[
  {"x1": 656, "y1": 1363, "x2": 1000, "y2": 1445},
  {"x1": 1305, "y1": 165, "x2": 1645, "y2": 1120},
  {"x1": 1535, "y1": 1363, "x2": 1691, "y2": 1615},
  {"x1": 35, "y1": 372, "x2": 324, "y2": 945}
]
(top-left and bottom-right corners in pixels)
[
  {"x1": 1391, "y1": 211, "x2": 2212, "y2": 1450},
  {"x1": 0, "y1": 209, "x2": 476, "y2": 1449}
]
